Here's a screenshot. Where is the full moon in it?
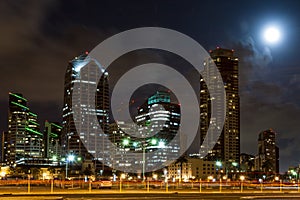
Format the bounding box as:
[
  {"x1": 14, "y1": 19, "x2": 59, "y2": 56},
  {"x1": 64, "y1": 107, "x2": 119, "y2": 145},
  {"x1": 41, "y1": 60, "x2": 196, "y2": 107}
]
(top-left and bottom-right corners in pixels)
[{"x1": 263, "y1": 27, "x2": 281, "y2": 43}]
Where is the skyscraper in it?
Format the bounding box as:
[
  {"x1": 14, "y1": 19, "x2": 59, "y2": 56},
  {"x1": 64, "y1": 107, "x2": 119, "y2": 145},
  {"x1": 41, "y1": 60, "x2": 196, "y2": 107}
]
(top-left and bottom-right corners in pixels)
[
  {"x1": 255, "y1": 129, "x2": 279, "y2": 174},
  {"x1": 200, "y1": 48, "x2": 240, "y2": 166},
  {"x1": 135, "y1": 91, "x2": 181, "y2": 171},
  {"x1": 6, "y1": 93, "x2": 43, "y2": 166},
  {"x1": 44, "y1": 121, "x2": 62, "y2": 163},
  {"x1": 110, "y1": 91, "x2": 181, "y2": 175},
  {"x1": 62, "y1": 53, "x2": 109, "y2": 173}
]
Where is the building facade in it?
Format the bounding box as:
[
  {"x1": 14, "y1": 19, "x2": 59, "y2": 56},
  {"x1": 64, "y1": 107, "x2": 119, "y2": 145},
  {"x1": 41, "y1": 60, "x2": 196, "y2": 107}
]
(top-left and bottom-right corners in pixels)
[
  {"x1": 255, "y1": 129, "x2": 279, "y2": 174},
  {"x1": 61, "y1": 53, "x2": 110, "y2": 174},
  {"x1": 188, "y1": 158, "x2": 218, "y2": 180},
  {"x1": 135, "y1": 91, "x2": 181, "y2": 170},
  {"x1": 6, "y1": 93, "x2": 43, "y2": 166},
  {"x1": 167, "y1": 161, "x2": 192, "y2": 182},
  {"x1": 200, "y1": 48, "x2": 240, "y2": 167},
  {"x1": 168, "y1": 157, "x2": 219, "y2": 180},
  {"x1": 44, "y1": 121, "x2": 62, "y2": 164}
]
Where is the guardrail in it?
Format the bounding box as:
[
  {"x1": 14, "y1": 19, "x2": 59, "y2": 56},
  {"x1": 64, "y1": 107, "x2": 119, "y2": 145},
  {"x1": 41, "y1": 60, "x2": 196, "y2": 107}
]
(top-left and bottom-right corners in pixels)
[{"x1": 0, "y1": 179, "x2": 299, "y2": 193}]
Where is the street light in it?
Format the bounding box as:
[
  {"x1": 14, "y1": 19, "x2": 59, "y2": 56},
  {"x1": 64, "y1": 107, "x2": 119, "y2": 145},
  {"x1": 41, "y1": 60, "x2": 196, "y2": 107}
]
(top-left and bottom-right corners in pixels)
[
  {"x1": 143, "y1": 138, "x2": 164, "y2": 181},
  {"x1": 151, "y1": 138, "x2": 157, "y2": 145},
  {"x1": 52, "y1": 155, "x2": 58, "y2": 162},
  {"x1": 207, "y1": 176, "x2": 213, "y2": 181},
  {"x1": 216, "y1": 161, "x2": 222, "y2": 180},
  {"x1": 291, "y1": 169, "x2": 297, "y2": 179},
  {"x1": 65, "y1": 154, "x2": 77, "y2": 179},
  {"x1": 123, "y1": 138, "x2": 130, "y2": 146},
  {"x1": 240, "y1": 175, "x2": 245, "y2": 192},
  {"x1": 68, "y1": 154, "x2": 75, "y2": 162},
  {"x1": 143, "y1": 138, "x2": 158, "y2": 181},
  {"x1": 163, "y1": 168, "x2": 168, "y2": 183},
  {"x1": 0, "y1": 171, "x2": 6, "y2": 178}
]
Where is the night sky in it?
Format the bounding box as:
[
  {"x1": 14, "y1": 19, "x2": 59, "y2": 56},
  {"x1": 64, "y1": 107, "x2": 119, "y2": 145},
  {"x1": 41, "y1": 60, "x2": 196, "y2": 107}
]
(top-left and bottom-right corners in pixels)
[{"x1": 1, "y1": 0, "x2": 300, "y2": 172}]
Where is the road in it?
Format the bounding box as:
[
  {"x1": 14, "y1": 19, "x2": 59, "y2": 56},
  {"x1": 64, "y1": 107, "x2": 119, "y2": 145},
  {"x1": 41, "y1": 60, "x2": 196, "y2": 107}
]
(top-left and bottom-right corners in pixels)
[{"x1": 1, "y1": 185, "x2": 300, "y2": 199}]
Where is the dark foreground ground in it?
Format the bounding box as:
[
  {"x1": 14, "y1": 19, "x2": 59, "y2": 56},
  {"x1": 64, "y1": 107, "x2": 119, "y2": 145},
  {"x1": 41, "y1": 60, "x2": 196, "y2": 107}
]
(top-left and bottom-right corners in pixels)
[{"x1": 2, "y1": 192, "x2": 300, "y2": 200}]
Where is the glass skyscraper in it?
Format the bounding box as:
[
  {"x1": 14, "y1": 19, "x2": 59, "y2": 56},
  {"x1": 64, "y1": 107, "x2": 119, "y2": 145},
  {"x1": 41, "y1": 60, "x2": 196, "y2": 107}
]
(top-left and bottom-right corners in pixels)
[{"x1": 62, "y1": 53, "x2": 109, "y2": 173}]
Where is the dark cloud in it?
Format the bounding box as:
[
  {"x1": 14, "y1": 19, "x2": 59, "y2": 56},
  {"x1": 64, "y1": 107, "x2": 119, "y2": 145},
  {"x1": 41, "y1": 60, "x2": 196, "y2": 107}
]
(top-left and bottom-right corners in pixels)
[
  {"x1": 0, "y1": 1, "x2": 110, "y2": 130},
  {"x1": 231, "y1": 31, "x2": 300, "y2": 171}
]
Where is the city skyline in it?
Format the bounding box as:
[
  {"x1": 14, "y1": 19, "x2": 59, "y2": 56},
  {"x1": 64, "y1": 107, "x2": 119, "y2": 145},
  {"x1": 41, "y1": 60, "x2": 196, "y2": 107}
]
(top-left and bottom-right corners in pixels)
[
  {"x1": 0, "y1": 47, "x2": 279, "y2": 175},
  {"x1": 0, "y1": 0, "x2": 300, "y2": 172}
]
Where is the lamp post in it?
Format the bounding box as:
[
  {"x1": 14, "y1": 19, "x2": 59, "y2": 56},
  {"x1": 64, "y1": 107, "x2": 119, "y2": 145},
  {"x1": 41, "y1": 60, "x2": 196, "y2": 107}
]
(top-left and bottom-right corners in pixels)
[
  {"x1": 142, "y1": 141, "x2": 146, "y2": 181},
  {"x1": 65, "y1": 154, "x2": 75, "y2": 179},
  {"x1": 240, "y1": 175, "x2": 245, "y2": 192},
  {"x1": 232, "y1": 162, "x2": 238, "y2": 180},
  {"x1": 143, "y1": 138, "x2": 159, "y2": 181},
  {"x1": 216, "y1": 161, "x2": 222, "y2": 180}
]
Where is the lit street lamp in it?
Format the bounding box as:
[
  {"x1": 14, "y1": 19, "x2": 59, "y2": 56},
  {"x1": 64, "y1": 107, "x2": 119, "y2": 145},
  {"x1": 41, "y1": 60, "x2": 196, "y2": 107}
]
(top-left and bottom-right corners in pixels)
[
  {"x1": 216, "y1": 161, "x2": 222, "y2": 167},
  {"x1": 64, "y1": 154, "x2": 81, "y2": 179},
  {"x1": 240, "y1": 175, "x2": 245, "y2": 192},
  {"x1": 216, "y1": 161, "x2": 222, "y2": 180}
]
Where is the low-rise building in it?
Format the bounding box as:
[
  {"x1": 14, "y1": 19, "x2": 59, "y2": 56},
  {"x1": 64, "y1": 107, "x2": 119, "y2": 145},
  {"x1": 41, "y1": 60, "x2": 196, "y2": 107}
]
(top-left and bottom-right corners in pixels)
[{"x1": 167, "y1": 157, "x2": 219, "y2": 181}]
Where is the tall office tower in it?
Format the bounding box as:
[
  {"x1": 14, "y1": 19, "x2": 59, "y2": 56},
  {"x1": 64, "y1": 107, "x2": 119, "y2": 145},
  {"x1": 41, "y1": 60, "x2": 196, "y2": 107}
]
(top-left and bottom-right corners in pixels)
[
  {"x1": 7, "y1": 93, "x2": 43, "y2": 166},
  {"x1": 62, "y1": 53, "x2": 109, "y2": 172},
  {"x1": 256, "y1": 129, "x2": 279, "y2": 174},
  {"x1": 135, "y1": 91, "x2": 181, "y2": 170},
  {"x1": 44, "y1": 121, "x2": 62, "y2": 163},
  {"x1": 200, "y1": 48, "x2": 240, "y2": 166}
]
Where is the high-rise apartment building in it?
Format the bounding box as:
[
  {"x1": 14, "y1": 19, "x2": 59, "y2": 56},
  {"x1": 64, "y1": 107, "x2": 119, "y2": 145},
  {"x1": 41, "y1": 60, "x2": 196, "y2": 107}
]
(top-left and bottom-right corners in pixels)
[
  {"x1": 6, "y1": 93, "x2": 43, "y2": 166},
  {"x1": 62, "y1": 53, "x2": 110, "y2": 172},
  {"x1": 255, "y1": 129, "x2": 279, "y2": 174},
  {"x1": 200, "y1": 48, "x2": 240, "y2": 166}
]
